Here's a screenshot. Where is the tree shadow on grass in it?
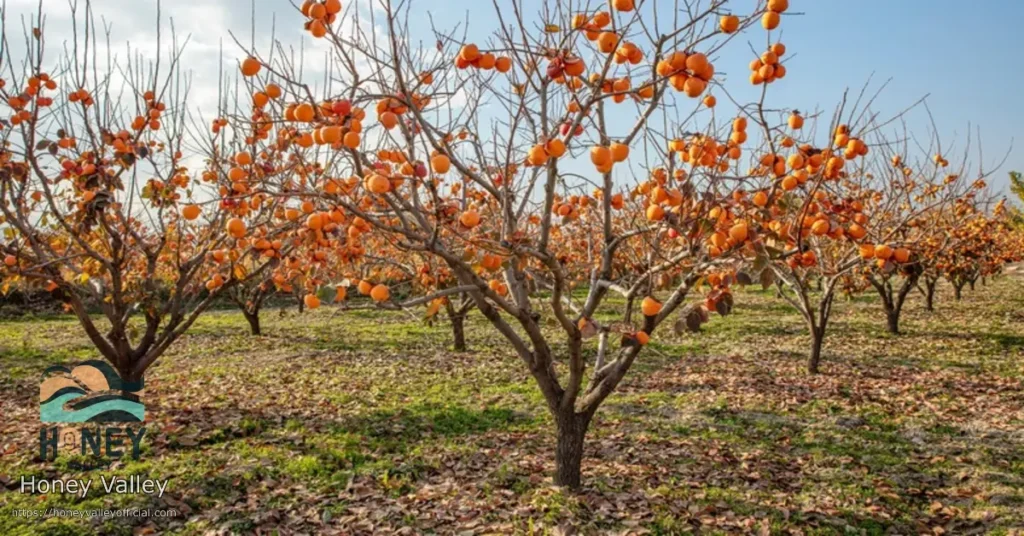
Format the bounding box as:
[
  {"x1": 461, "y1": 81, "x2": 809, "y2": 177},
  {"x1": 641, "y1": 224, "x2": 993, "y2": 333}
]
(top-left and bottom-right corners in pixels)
[{"x1": 159, "y1": 400, "x2": 538, "y2": 459}]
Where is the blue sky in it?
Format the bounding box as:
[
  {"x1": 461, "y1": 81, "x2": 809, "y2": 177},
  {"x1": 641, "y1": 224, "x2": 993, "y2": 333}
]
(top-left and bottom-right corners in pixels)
[
  {"x1": 6, "y1": 0, "x2": 1021, "y2": 194},
  {"x1": 426, "y1": 0, "x2": 1023, "y2": 192},
  {"x1": 771, "y1": 0, "x2": 1023, "y2": 192}
]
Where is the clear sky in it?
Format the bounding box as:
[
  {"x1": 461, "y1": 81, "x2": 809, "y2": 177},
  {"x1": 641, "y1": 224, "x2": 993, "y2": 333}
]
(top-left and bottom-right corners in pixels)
[
  {"x1": 761, "y1": 0, "x2": 1024, "y2": 193},
  {"x1": 5, "y1": 0, "x2": 1022, "y2": 193},
  {"x1": 436, "y1": 0, "x2": 1024, "y2": 193}
]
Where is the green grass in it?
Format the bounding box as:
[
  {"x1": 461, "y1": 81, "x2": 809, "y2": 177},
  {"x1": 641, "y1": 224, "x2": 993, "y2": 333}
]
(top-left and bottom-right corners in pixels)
[{"x1": 0, "y1": 277, "x2": 1021, "y2": 534}]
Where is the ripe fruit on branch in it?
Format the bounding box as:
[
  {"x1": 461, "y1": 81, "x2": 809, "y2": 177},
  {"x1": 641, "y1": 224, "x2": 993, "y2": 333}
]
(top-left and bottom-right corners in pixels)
[
  {"x1": 612, "y1": 0, "x2": 634, "y2": 11},
  {"x1": 590, "y1": 146, "x2": 612, "y2": 166},
  {"x1": 241, "y1": 57, "x2": 261, "y2": 76},
  {"x1": 182, "y1": 204, "x2": 201, "y2": 220},
  {"x1": 226, "y1": 218, "x2": 246, "y2": 238},
  {"x1": 431, "y1": 154, "x2": 451, "y2": 174},
  {"x1": 728, "y1": 221, "x2": 749, "y2": 242},
  {"x1": 528, "y1": 145, "x2": 549, "y2": 165},
  {"x1": 459, "y1": 210, "x2": 481, "y2": 228},
  {"x1": 788, "y1": 111, "x2": 804, "y2": 129},
  {"x1": 295, "y1": 103, "x2": 315, "y2": 122},
  {"x1": 370, "y1": 284, "x2": 390, "y2": 302},
  {"x1": 646, "y1": 204, "x2": 665, "y2": 221},
  {"x1": 641, "y1": 296, "x2": 663, "y2": 317},
  {"x1": 752, "y1": 191, "x2": 769, "y2": 207},
  {"x1": 365, "y1": 174, "x2": 390, "y2": 194},
  {"x1": 597, "y1": 32, "x2": 620, "y2": 54},
  {"x1": 719, "y1": 14, "x2": 739, "y2": 33},
  {"x1": 610, "y1": 142, "x2": 629, "y2": 162},
  {"x1": 874, "y1": 244, "x2": 894, "y2": 260},
  {"x1": 546, "y1": 138, "x2": 566, "y2": 158},
  {"x1": 459, "y1": 44, "x2": 480, "y2": 62}
]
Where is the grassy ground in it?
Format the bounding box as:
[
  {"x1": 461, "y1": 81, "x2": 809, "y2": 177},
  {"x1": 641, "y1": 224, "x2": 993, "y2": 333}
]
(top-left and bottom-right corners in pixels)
[{"x1": 0, "y1": 277, "x2": 1021, "y2": 535}]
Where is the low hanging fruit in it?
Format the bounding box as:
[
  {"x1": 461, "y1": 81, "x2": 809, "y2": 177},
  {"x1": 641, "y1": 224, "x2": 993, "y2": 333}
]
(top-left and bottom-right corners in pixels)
[{"x1": 370, "y1": 284, "x2": 390, "y2": 302}]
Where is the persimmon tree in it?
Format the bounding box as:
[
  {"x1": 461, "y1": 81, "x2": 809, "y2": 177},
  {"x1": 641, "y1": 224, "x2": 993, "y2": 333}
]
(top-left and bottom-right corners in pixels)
[
  {"x1": 855, "y1": 149, "x2": 990, "y2": 333},
  {"x1": 227, "y1": 0, "x2": 796, "y2": 488},
  {"x1": 913, "y1": 208, "x2": 958, "y2": 312},
  {"x1": 742, "y1": 98, "x2": 983, "y2": 370},
  {"x1": 933, "y1": 198, "x2": 1017, "y2": 301},
  {"x1": 0, "y1": 4, "x2": 284, "y2": 382},
  {"x1": 407, "y1": 252, "x2": 477, "y2": 351},
  {"x1": 911, "y1": 194, "x2": 1005, "y2": 312}
]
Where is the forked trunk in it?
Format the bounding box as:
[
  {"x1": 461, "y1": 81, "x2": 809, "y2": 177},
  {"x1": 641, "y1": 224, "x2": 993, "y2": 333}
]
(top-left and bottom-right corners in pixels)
[
  {"x1": 114, "y1": 353, "x2": 148, "y2": 386},
  {"x1": 117, "y1": 364, "x2": 142, "y2": 385},
  {"x1": 554, "y1": 411, "x2": 591, "y2": 489}
]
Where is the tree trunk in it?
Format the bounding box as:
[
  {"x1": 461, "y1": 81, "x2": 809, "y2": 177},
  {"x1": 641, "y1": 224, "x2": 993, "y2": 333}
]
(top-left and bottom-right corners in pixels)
[
  {"x1": 954, "y1": 284, "x2": 963, "y2": 301},
  {"x1": 968, "y1": 279, "x2": 976, "y2": 291},
  {"x1": 554, "y1": 412, "x2": 591, "y2": 489},
  {"x1": 886, "y1": 309, "x2": 899, "y2": 334},
  {"x1": 924, "y1": 281, "x2": 936, "y2": 311},
  {"x1": 244, "y1": 310, "x2": 261, "y2": 335},
  {"x1": 116, "y1": 358, "x2": 145, "y2": 386},
  {"x1": 451, "y1": 314, "x2": 466, "y2": 351},
  {"x1": 808, "y1": 327, "x2": 824, "y2": 374},
  {"x1": 873, "y1": 280, "x2": 900, "y2": 335}
]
